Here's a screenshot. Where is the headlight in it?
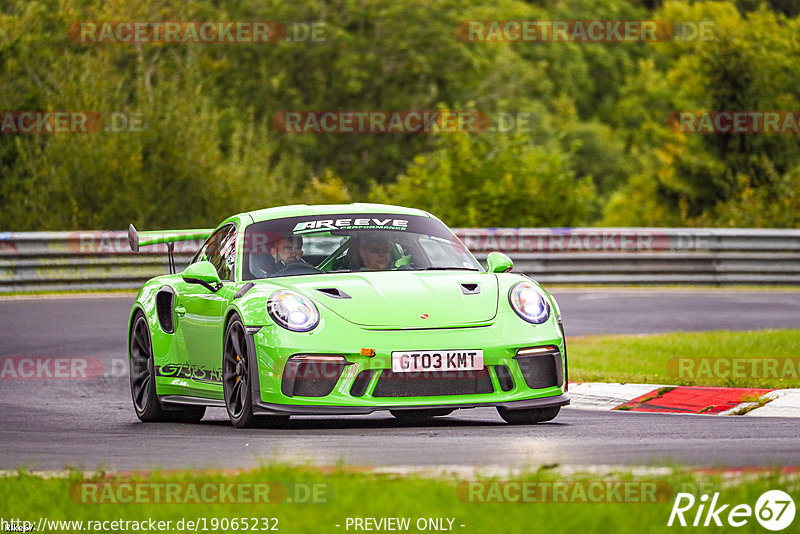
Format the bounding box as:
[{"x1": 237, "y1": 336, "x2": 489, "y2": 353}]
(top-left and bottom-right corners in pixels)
[
  {"x1": 508, "y1": 282, "x2": 550, "y2": 324},
  {"x1": 267, "y1": 290, "x2": 320, "y2": 332}
]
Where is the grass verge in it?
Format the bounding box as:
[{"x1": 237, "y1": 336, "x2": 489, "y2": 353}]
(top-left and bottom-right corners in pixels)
[
  {"x1": 569, "y1": 329, "x2": 800, "y2": 388},
  {"x1": 0, "y1": 464, "x2": 796, "y2": 533}
]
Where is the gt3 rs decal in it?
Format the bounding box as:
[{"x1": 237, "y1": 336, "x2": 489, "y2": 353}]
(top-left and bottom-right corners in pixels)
[{"x1": 156, "y1": 364, "x2": 222, "y2": 383}]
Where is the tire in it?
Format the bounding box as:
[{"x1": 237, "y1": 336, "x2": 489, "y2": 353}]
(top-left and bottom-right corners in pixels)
[
  {"x1": 223, "y1": 314, "x2": 257, "y2": 428},
  {"x1": 390, "y1": 408, "x2": 454, "y2": 423},
  {"x1": 496, "y1": 406, "x2": 560, "y2": 424},
  {"x1": 223, "y1": 314, "x2": 289, "y2": 429},
  {"x1": 222, "y1": 313, "x2": 289, "y2": 428},
  {"x1": 129, "y1": 312, "x2": 206, "y2": 423}
]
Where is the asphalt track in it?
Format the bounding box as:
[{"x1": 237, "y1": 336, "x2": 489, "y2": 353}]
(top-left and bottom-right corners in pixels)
[{"x1": 1, "y1": 290, "x2": 799, "y2": 471}]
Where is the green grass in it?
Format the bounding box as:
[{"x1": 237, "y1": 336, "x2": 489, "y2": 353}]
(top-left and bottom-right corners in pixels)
[
  {"x1": 569, "y1": 329, "x2": 800, "y2": 388},
  {"x1": 0, "y1": 465, "x2": 796, "y2": 534}
]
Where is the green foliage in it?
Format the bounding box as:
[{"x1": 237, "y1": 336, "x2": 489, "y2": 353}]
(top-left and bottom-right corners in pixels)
[
  {"x1": 697, "y1": 164, "x2": 800, "y2": 227},
  {"x1": 369, "y1": 131, "x2": 596, "y2": 227},
  {"x1": 602, "y1": 1, "x2": 800, "y2": 227},
  {"x1": 0, "y1": 0, "x2": 797, "y2": 230}
]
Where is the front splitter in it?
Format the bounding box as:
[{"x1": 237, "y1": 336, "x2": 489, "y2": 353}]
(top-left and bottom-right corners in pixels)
[{"x1": 252, "y1": 394, "x2": 570, "y2": 416}]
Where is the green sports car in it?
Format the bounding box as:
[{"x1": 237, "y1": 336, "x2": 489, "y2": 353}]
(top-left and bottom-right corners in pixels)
[{"x1": 127, "y1": 203, "x2": 569, "y2": 427}]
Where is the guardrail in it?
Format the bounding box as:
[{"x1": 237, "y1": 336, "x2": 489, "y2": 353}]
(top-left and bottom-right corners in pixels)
[{"x1": 1, "y1": 228, "x2": 799, "y2": 292}]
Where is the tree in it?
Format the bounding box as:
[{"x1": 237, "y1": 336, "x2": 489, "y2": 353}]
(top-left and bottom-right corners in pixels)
[{"x1": 370, "y1": 130, "x2": 595, "y2": 227}]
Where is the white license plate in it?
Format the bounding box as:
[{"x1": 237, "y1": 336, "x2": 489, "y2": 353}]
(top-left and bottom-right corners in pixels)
[{"x1": 391, "y1": 350, "x2": 484, "y2": 373}]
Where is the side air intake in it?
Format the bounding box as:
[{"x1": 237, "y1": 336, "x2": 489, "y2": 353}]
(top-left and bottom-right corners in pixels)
[{"x1": 156, "y1": 288, "x2": 175, "y2": 334}]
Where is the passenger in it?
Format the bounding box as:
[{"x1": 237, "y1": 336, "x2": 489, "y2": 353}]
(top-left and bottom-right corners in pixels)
[{"x1": 346, "y1": 233, "x2": 393, "y2": 271}]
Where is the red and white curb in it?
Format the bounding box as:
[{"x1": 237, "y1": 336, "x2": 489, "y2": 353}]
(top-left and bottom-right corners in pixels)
[{"x1": 568, "y1": 382, "x2": 800, "y2": 416}]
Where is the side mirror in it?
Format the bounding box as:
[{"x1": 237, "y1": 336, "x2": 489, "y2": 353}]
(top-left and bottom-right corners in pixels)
[
  {"x1": 486, "y1": 251, "x2": 513, "y2": 273},
  {"x1": 182, "y1": 261, "x2": 222, "y2": 291}
]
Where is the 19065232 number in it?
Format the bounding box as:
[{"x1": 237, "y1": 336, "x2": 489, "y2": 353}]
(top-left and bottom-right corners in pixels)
[{"x1": 197, "y1": 517, "x2": 279, "y2": 531}]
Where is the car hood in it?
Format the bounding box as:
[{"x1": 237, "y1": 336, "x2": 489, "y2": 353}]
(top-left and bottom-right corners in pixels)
[{"x1": 285, "y1": 271, "x2": 498, "y2": 328}]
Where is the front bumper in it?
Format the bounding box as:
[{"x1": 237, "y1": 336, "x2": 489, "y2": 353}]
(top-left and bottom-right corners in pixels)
[
  {"x1": 247, "y1": 308, "x2": 568, "y2": 414},
  {"x1": 252, "y1": 394, "x2": 570, "y2": 415}
]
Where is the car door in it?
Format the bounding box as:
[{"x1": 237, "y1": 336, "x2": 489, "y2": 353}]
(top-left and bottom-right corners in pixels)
[{"x1": 176, "y1": 224, "x2": 237, "y2": 384}]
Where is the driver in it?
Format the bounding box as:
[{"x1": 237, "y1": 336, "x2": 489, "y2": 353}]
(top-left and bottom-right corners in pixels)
[
  {"x1": 270, "y1": 235, "x2": 305, "y2": 272},
  {"x1": 249, "y1": 234, "x2": 305, "y2": 278}
]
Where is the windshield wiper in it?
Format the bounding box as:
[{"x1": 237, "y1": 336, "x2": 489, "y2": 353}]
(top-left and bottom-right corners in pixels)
[
  {"x1": 320, "y1": 269, "x2": 354, "y2": 274},
  {"x1": 420, "y1": 266, "x2": 481, "y2": 271}
]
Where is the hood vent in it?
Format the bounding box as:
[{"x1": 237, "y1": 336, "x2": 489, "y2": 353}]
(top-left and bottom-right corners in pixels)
[
  {"x1": 315, "y1": 287, "x2": 352, "y2": 299},
  {"x1": 459, "y1": 283, "x2": 480, "y2": 295}
]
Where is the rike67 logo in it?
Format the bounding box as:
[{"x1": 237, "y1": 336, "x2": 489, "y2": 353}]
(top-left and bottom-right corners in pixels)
[{"x1": 668, "y1": 490, "x2": 795, "y2": 530}]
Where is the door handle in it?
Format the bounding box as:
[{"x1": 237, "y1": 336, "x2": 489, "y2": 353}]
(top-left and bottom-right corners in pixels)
[{"x1": 175, "y1": 305, "x2": 186, "y2": 317}]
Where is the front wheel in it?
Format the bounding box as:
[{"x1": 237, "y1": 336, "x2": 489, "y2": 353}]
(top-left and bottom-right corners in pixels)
[
  {"x1": 129, "y1": 312, "x2": 205, "y2": 423},
  {"x1": 223, "y1": 315, "x2": 256, "y2": 428},
  {"x1": 223, "y1": 314, "x2": 289, "y2": 429},
  {"x1": 496, "y1": 406, "x2": 560, "y2": 424}
]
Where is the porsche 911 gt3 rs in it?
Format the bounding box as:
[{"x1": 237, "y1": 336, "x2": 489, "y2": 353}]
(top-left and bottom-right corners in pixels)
[{"x1": 127, "y1": 203, "x2": 569, "y2": 427}]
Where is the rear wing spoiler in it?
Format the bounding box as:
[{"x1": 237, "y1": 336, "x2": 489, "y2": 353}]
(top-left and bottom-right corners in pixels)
[
  {"x1": 128, "y1": 224, "x2": 213, "y2": 252},
  {"x1": 128, "y1": 224, "x2": 213, "y2": 273}
]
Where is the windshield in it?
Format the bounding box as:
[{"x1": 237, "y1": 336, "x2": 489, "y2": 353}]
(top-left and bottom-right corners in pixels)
[{"x1": 241, "y1": 213, "x2": 481, "y2": 280}]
